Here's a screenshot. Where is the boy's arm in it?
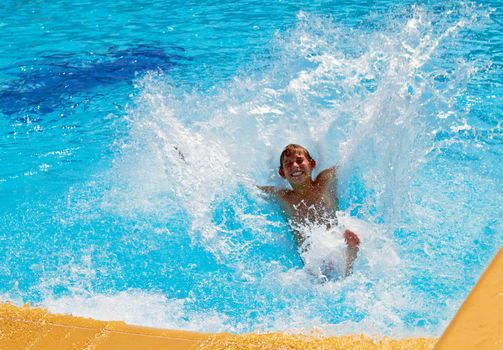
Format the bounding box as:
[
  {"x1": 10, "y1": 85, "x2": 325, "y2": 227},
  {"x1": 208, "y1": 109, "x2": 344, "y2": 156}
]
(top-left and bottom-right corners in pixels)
[
  {"x1": 257, "y1": 186, "x2": 278, "y2": 195},
  {"x1": 257, "y1": 187, "x2": 289, "y2": 205}
]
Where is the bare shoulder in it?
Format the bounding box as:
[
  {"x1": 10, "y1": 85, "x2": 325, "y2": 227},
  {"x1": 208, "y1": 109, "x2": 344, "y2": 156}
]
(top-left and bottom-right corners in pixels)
[
  {"x1": 276, "y1": 188, "x2": 292, "y2": 200},
  {"x1": 315, "y1": 166, "x2": 337, "y2": 185}
]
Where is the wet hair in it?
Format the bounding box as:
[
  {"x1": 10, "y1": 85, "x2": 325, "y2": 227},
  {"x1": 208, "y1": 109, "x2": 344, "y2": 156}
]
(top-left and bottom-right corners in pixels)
[{"x1": 279, "y1": 144, "x2": 313, "y2": 168}]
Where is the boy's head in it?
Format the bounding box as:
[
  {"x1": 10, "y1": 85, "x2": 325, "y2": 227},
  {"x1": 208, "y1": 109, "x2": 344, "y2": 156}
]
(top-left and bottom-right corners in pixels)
[
  {"x1": 278, "y1": 144, "x2": 316, "y2": 184},
  {"x1": 279, "y1": 144, "x2": 312, "y2": 167}
]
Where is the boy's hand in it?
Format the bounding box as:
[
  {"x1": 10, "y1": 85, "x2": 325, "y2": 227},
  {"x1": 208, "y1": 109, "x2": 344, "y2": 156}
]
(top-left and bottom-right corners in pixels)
[{"x1": 344, "y1": 229, "x2": 360, "y2": 248}]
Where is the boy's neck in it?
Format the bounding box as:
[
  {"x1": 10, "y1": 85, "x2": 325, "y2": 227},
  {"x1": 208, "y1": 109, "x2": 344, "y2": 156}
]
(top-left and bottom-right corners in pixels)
[{"x1": 290, "y1": 179, "x2": 315, "y2": 195}]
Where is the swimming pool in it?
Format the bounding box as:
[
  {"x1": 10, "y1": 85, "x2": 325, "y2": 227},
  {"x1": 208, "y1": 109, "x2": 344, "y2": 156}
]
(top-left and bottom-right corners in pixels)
[{"x1": 1, "y1": 0, "x2": 501, "y2": 338}]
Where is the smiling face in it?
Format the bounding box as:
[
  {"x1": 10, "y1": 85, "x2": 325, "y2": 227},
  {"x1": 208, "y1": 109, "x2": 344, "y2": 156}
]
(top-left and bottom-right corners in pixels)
[{"x1": 279, "y1": 149, "x2": 315, "y2": 185}]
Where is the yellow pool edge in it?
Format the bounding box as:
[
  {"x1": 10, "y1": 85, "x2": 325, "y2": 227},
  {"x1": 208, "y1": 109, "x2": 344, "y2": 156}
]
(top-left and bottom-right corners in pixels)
[
  {"x1": 434, "y1": 246, "x2": 503, "y2": 350},
  {"x1": 0, "y1": 302, "x2": 435, "y2": 350},
  {"x1": 1, "y1": 246, "x2": 500, "y2": 350}
]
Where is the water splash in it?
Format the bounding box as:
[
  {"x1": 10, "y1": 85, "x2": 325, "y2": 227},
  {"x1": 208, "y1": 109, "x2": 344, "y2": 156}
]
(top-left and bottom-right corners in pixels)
[{"x1": 112, "y1": 4, "x2": 489, "y2": 244}]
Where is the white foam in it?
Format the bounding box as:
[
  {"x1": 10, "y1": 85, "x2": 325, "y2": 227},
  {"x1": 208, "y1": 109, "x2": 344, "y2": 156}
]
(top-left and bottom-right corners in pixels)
[{"x1": 41, "y1": 290, "x2": 230, "y2": 333}]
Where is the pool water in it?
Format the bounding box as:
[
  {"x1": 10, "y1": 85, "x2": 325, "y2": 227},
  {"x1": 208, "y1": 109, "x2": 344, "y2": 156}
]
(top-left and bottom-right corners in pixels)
[{"x1": 1, "y1": 0, "x2": 502, "y2": 337}]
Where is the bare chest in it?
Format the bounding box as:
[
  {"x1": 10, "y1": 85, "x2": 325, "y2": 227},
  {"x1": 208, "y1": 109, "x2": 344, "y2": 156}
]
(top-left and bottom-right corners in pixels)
[{"x1": 282, "y1": 192, "x2": 336, "y2": 224}]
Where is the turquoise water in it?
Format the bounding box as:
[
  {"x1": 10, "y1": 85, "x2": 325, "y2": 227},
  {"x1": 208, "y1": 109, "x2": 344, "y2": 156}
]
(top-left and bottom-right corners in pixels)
[{"x1": 1, "y1": 0, "x2": 502, "y2": 336}]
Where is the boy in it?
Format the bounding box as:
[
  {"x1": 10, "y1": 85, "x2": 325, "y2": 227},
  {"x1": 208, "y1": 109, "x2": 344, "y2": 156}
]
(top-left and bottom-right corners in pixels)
[{"x1": 259, "y1": 144, "x2": 360, "y2": 278}]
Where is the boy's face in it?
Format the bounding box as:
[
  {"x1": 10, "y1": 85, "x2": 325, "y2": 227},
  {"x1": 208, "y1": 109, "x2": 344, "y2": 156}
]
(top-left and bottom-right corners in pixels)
[{"x1": 280, "y1": 150, "x2": 314, "y2": 185}]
